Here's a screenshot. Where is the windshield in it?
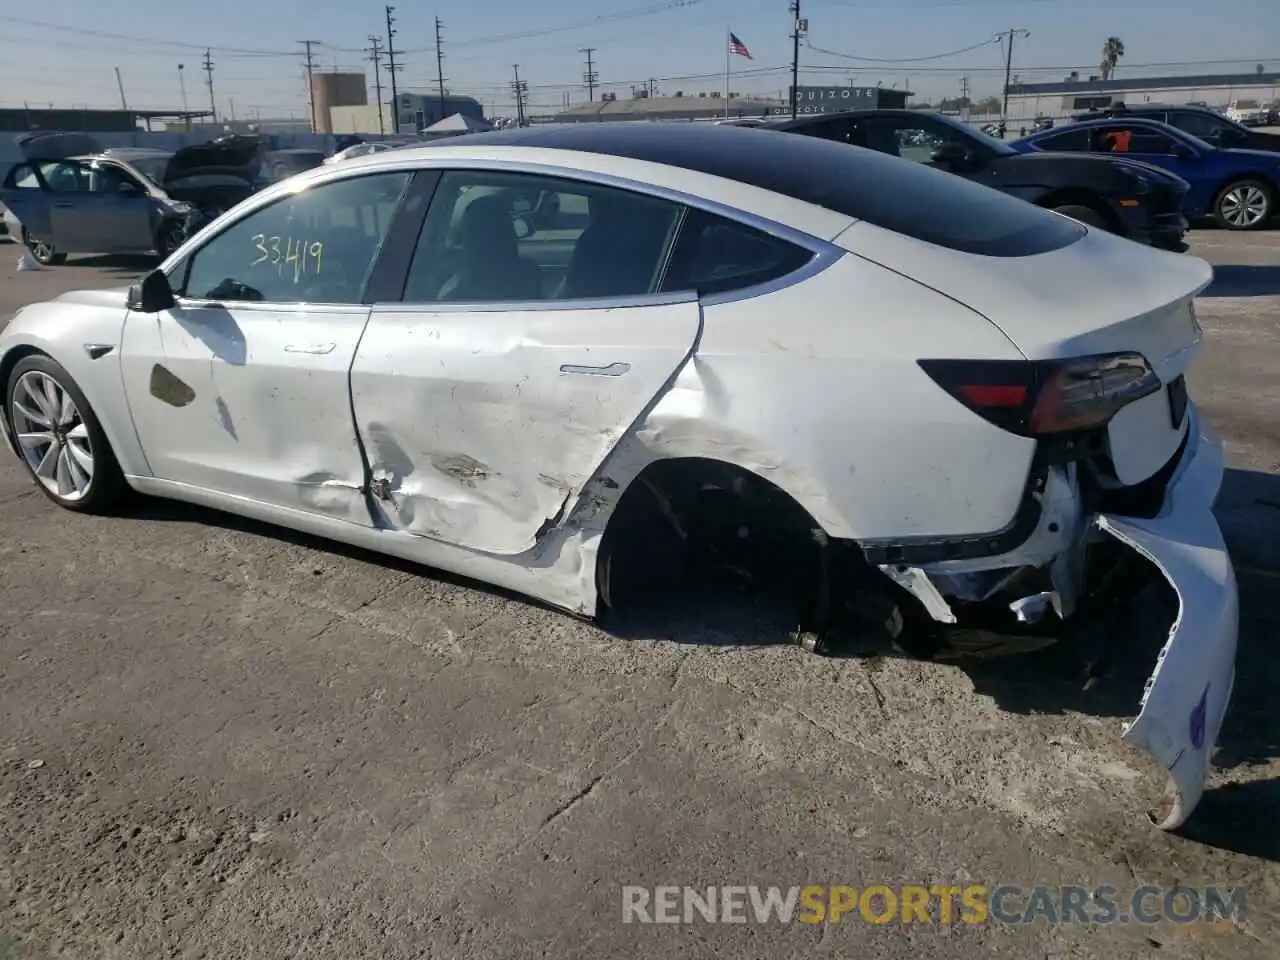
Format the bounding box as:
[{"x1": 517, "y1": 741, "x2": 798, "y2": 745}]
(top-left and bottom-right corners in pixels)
[
  {"x1": 929, "y1": 113, "x2": 1018, "y2": 156},
  {"x1": 129, "y1": 156, "x2": 170, "y2": 185}
]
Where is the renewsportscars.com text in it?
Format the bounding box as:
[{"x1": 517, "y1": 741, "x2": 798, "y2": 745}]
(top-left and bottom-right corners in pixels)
[{"x1": 621, "y1": 884, "x2": 1247, "y2": 926}]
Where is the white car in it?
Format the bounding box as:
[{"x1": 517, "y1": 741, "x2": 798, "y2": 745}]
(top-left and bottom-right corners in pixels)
[
  {"x1": 324, "y1": 140, "x2": 415, "y2": 164},
  {"x1": 0, "y1": 124, "x2": 1236, "y2": 829}
]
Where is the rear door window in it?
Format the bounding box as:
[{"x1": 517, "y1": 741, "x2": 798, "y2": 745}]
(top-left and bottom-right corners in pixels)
[
  {"x1": 661, "y1": 209, "x2": 813, "y2": 296},
  {"x1": 1029, "y1": 128, "x2": 1090, "y2": 151}
]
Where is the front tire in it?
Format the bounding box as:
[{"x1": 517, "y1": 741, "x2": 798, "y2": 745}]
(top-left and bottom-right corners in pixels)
[
  {"x1": 5, "y1": 355, "x2": 126, "y2": 513},
  {"x1": 1213, "y1": 179, "x2": 1273, "y2": 230},
  {"x1": 22, "y1": 230, "x2": 66, "y2": 266},
  {"x1": 1052, "y1": 204, "x2": 1110, "y2": 231}
]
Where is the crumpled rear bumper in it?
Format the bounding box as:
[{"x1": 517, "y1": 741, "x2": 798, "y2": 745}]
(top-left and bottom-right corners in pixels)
[{"x1": 1099, "y1": 410, "x2": 1238, "y2": 830}]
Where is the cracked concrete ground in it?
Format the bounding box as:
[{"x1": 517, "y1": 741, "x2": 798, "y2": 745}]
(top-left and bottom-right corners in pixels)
[{"x1": 0, "y1": 231, "x2": 1278, "y2": 959}]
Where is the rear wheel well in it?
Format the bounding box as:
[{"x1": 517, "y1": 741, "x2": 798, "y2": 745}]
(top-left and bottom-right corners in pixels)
[
  {"x1": 1037, "y1": 190, "x2": 1121, "y2": 232},
  {"x1": 594, "y1": 457, "x2": 901, "y2": 650}
]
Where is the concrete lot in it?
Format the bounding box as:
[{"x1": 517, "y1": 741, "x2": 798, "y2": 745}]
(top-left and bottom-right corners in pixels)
[{"x1": 0, "y1": 229, "x2": 1277, "y2": 959}]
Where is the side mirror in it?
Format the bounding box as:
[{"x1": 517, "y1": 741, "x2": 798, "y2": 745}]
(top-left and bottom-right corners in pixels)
[
  {"x1": 127, "y1": 268, "x2": 175, "y2": 314},
  {"x1": 931, "y1": 141, "x2": 972, "y2": 168}
]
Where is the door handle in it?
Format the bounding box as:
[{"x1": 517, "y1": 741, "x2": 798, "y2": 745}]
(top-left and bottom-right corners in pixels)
[
  {"x1": 284, "y1": 342, "x2": 337, "y2": 355},
  {"x1": 560, "y1": 361, "x2": 630, "y2": 377}
]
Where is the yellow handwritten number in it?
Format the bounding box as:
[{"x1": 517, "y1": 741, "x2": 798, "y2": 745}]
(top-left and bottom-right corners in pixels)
[
  {"x1": 269, "y1": 235, "x2": 283, "y2": 269},
  {"x1": 309, "y1": 241, "x2": 324, "y2": 276},
  {"x1": 250, "y1": 233, "x2": 269, "y2": 266}
]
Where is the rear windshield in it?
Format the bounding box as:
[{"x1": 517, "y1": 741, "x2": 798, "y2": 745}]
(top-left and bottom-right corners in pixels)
[
  {"x1": 842, "y1": 153, "x2": 1087, "y2": 256},
  {"x1": 508, "y1": 124, "x2": 1087, "y2": 258}
]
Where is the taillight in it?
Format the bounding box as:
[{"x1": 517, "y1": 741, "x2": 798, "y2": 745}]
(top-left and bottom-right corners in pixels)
[{"x1": 918, "y1": 353, "x2": 1161, "y2": 437}]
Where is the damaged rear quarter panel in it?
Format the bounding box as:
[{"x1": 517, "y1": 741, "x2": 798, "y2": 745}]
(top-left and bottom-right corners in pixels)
[{"x1": 669, "y1": 255, "x2": 1037, "y2": 541}]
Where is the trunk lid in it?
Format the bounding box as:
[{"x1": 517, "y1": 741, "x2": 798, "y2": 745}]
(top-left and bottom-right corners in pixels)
[
  {"x1": 838, "y1": 221, "x2": 1213, "y2": 485},
  {"x1": 162, "y1": 135, "x2": 264, "y2": 188},
  {"x1": 16, "y1": 131, "x2": 106, "y2": 161}
]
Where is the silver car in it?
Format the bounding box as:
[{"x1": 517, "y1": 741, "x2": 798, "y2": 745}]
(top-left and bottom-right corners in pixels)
[{"x1": 0, "y1": 133, "x2": 198, "y2": 266}]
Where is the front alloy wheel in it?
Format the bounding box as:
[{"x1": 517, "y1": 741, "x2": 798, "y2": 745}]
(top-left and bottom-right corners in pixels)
[
  {"x1": 1214, "y1": 179, "x2": 1273, "y2": 230},
  {"x1": 5, "y1": 356, "x2": 125, "y2": 512},
  {"x1": 23, "y1": 231, "x2": 66, "y2": 266}
]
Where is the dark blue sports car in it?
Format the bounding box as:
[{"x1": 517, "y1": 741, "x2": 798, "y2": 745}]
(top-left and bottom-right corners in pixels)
[{"x1": 1010, "y1": 117, "x2": 1280, "y2": 231}]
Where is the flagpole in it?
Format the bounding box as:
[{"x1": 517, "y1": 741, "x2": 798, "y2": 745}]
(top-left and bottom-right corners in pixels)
[{"x1": 724, "y1": 27, "x2": 731, "y2": 118}]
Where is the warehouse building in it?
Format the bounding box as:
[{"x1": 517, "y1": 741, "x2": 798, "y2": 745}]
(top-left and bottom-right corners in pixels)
[
  {"x1": 1006, "y1": 71, "x2": 1280, "y2": 119},
  {"x1": 550, "y1": 92, "x2": 788, "y2": 123}
]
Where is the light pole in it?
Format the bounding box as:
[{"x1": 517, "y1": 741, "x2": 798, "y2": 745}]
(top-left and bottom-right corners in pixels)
[{"x1": 177, "y1": 64, "x2": 189, "y2": 130}]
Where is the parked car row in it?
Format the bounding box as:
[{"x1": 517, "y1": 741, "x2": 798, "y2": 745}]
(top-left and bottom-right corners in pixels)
[
  {"x1": 761, "y1": 109, "x2": 1193, "y2": 250},
  {"x1": 1, "y1": 132, "x2": 328, "y2": 265}
]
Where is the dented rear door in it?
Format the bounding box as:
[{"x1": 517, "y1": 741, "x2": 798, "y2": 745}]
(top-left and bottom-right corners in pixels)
[{"x1": 350, "y1": 295, "x2": 703, "y2": 555}]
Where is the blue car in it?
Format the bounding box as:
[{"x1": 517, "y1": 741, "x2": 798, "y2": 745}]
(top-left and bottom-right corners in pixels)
[{"x1": 1010, "y1": 117, "x2": 1280, "y2": 231}]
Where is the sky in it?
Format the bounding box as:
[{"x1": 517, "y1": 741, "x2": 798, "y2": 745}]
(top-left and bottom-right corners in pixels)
[{"x1": 0, "y1": 0, "x2": 1276, "y2": 119}]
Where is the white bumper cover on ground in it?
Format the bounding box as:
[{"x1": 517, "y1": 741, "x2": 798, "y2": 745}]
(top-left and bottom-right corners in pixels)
[{"x1": 1100, "y1": 410, "x2": 1238, "y2": 830}]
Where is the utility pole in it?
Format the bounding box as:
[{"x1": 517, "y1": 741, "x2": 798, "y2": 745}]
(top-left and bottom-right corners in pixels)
[
  {"x1": 789, "y1": 0, "x2": 806, "y2": 119},
  {"x1": 996, "y1": 28, "x2": 1030, "y2": 132},
  {"x1": 581, "y1": 47, "x2": 598, "y2": 101},
  {"x1": 367, "y1": 36, "x2": 385, "y2": 134},
  {"x1": 202, "y1": 48, "x2": 217, "y2": 124},
  {"x1": 385, "y1": 6, "x2": 402, "y2": 133},
  {"x1": 960, "y1": 75, "x2": 970, "y2": 121},
  {"x1": 511, "y1": 64, "x2": 527, "y2": 127},
  {"x1": 300, "y1": 40, "x2": 319, "y2": 133},
  {"x1": 434, "y1": 17, "x2": 448, "y2": 124},
  {"x1": 114, "y1": 66, "x2": 128, "y2": 111}
]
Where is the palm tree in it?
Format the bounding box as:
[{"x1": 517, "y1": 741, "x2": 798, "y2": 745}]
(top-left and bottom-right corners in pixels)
[{"x1": 1099, "y1": 37, "x2": 1125, "y2": 81}]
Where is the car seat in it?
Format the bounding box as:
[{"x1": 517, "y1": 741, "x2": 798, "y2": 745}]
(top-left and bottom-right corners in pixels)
[
  {"x1": 556, "y1": 193, "x2": 674, "y2": 300},
  {"x1": 436, "y1": 194, "x2": 541, "y2": 301}
]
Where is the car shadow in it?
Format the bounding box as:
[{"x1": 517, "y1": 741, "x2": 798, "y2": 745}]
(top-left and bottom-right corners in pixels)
[
  {"x1": 1201, "y1": 265, "x2": 1280, "y2": 298},
  {"x1": 65, "y1": 253, "x2": 156, "y2": 277}
]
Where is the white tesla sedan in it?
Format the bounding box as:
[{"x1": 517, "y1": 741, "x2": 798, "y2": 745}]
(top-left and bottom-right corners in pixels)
[{"x1": 0, "y1": 124, "x2": 1236, "y2": 829}]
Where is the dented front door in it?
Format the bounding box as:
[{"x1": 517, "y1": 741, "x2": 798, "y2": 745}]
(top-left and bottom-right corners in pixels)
[
  {"x1": 349, "y1": 296, "x2": 703, "y2": 555},
  {"x1": 120, "y1": 300, "x2": 372, "y2": 521}
]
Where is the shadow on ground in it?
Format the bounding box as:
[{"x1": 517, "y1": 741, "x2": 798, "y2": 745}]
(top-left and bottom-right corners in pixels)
[
  {"x1": 1201, "y1": 265, "x2": 1280, "y2": 298},
  {"x1": 64, "y1": 254, "x2": 156, "y2": 278}
]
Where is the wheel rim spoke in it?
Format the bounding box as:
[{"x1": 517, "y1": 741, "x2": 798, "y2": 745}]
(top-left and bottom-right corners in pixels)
[
  {"x1": 12, "y1": 399, "x2": 49, "y2": 428},
  {"x1": 17, "y1": 431, "x2": 54, "y2": 454},
  {"x1": 65, "y1": 437, "x2": 94, "y2": 476}
]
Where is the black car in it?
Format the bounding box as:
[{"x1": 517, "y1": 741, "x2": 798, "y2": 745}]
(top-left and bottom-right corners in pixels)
[
  {"x1": 764, "y1": 109, "x2": 1190, "y2": 251},
  {"x1": 1074, "y1": 103, "x2": 1280, "y2": 153}
]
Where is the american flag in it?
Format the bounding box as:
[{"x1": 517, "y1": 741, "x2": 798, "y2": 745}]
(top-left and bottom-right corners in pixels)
[{"x1": 728, "y1": 32, "x2": 753, "y2": 59}]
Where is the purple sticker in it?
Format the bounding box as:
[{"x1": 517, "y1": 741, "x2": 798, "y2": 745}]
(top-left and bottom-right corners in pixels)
[{"x1": 1189, "y1": 684, "x2": 1209, "y2": 750}]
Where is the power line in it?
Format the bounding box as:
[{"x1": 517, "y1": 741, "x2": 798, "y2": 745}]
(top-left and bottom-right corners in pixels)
[
  {"x1": 434, "y1": 16, "x2": 448, "y2": 123},
  {"x1": 385, "y1": 6, "x2": 402, "y2": 133},
  {"x1": 367, "y1": 36, "x2": 385, "y2": 135},
  {"x1": 995, "y1": 27, "x2": 1031, "y2": 125},
  {"x1": 581, "y1": 47, "x2": 598, "y2": 101},
  {"x1": 806, "y1": 35, "x2": 1002, "y2": 63},
  {"x1": 789, "y1": 0, "x2": 805, "y2": 118},
  {"x1": 300, "y1": 40, "x2": 319, "y2": 133},
  {"x1": 511, "y1": 64, "x2": 528, "y2": 126},
  {"x1": 202, "y1": 48, "x2": 217, "y2": 123},
  {"x1": 0, "y1": 15, "x2": 298, "y2": 56}
]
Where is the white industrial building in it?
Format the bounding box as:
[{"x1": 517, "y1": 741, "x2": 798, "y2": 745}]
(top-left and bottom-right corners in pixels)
[{"x1": 1006, "y1": 71, "x2": 1280, "y2": 121}]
